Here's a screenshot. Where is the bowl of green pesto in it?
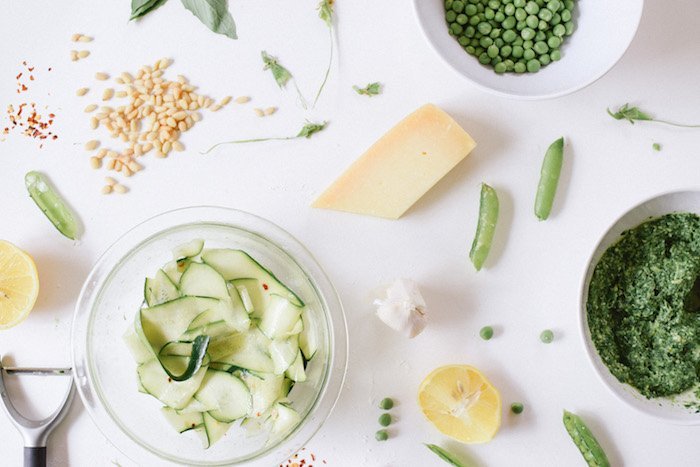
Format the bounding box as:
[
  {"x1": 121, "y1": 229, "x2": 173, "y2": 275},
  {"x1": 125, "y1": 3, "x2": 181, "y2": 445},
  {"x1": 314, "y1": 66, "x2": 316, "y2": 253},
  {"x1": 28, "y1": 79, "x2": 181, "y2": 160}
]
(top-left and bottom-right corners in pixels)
[{"x1": 581, "y1": 191, "x2": 700, "y2": 424}]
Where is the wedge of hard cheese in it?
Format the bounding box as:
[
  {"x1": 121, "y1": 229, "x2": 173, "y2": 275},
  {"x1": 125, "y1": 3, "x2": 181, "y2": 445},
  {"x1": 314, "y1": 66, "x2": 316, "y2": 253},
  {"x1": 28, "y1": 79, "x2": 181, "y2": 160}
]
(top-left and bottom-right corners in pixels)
[{"x1": 312, "y1": 104, "x2": 476, "y2": 219}]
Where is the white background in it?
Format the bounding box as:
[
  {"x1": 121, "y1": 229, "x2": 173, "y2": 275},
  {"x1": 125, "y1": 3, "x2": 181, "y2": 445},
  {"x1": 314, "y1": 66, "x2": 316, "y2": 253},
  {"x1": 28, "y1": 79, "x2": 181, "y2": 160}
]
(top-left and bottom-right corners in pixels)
[{"x1": 1, "y1": 0, "x2": 699, "y2": 466}]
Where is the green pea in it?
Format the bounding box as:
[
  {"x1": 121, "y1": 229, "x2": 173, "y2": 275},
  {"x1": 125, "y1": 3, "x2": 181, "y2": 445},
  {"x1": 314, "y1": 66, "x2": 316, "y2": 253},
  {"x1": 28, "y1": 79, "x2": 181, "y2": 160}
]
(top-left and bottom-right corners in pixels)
[
  {"x1": 494, "y1": 62, "x2": 507, "y2": 73},
  {"x1": 479, "y1": 52, "x2": 491, "y2": 64},
  {"x1": 474, "y1": 46, "x2": 485, "y2": 56},
  {"x1": 452, "y1": 0, "x2": 465, "y2": 13},
  {"x1": 547, "y1": 36, "x2": 561, "y2": 48},
  {"x1": 550, "y1": 49, "x2": 561, "y2": 61},
  {"x1": 550, "y1": 12, "x2": 561, "y2": 25},
  {"x1": 375, "y1": 429, "x2": 389, "y2": 442},
  {"x1": 515, "y1": 7, "x2": 527, "y2": 20},
  {"x1": 446, "y1": 10, "x2": 457, "y2": 22},
  {"x1": 523, "y1": 48, "x2": 535, "y2": 60},
  {"x1": 511, "y1": 402, "x2": 525, "y2": 414},
  {"x1": 378, "y1": 413, "x2": 392, "y2": 427},
  {"x1": 538, "y1": 19, "x2": 548, "y2": 30},
  {"x1": 526, "y1": 14, "x2": 539, "y2": 28},
  {"x1": 465, "y1": 45, "x2": 476, "y2": 54},
  {"x1": 521, "y1": 27, "x2": 536, "y2": 40},
  {"x1": 547, "y1": 0, "x2": 561, "y2": 11},
  {"x1": 513, "y1": 36, "x2": 524, "y2": 45},
  {"x1": 535, "y1": 30, "x2": 546, "y2": 41},
  {"x1": 445, "y1": 0, "x2": 454, "y2": 8},
  {"x1": 553, "y1": 23, "x2": 566, "y2": 36},
  {"x1": 485, "y1": 8, "x2": 495, "y2": 20},
  {"x1": 540, "y1": 329, "x2": 554, "y2": 343},
  {"x1": 488, "y1": 0, "x2": 500, "y2": 8},
  {"x1": 379, "y1": 398, "x2": 394, "y2": 410},
  {"x1": 505, "y1": 3, "x2": 516, "y2": 15},
  {"x1": 525, "y1": 1, "x2": 539, "y2": 14},
  {"x1": 523, "y1": 39, "x2": 533, "y2": 49},
  {"x1": 458, "y1": 36, "x2": 470, "y2": 46},
  {"x1": 516, "y1": 20, "x2": 526, "y2": 31},
  {"x1": 503, "y1": 59, "x2": 515, "y2": 70},
  {"x1": 514, "y1": 61, "x2": 527, "y2": 73},
  {"x1": 538, "y1": 8, "x2": 552, "y2": 21},
  {"x1": 561, "y1": 8, "x2": 571, "y2": 21},
  {"x1": 514, "y1": 0, "x2": 526, "y2": 7},
  {"x1": 564, "y1": 0, "x2": 574, "y2": 9},
  {"x1": 512, "y1": 45, "x2": 524, "y2": 57},
  {"x1": 480, "y1": 326, "x2": 494, "y2": 340},
  {"x1": 501, "y1": 44, "x2": 512, "y2": 57},
  {"x1": 465, "y1": 25, "x2": 476, "y2": 37},
  {"x1": 25, "y1": 171, "x2": 79, "y2": 240},
  {"x1": 457, "y1": 13, "x2": 469, "y2": 24},
  {"x1": 490, "y1": 56, "x2": 503, "y2": 65},
  {"x1": 494, "y1": 38, "x2": 505, "y2": 47},
  {"x1": 539, "y1": 54, "x2": 551, "y2": 65},
  {"x1": 565, "y1": 21, "x2": 574, "y2": 35},
  {"x1": 469, "y1": 183, "x2": 499, "y2": 271},
  {"x1": 480, "y1": 36, "x2": 494, "y2": 47},
  {"x1": 469, "y1": 14, "x2": 481, "y2": 25},
  {"x1": 477, "y1": 22, "x2": 492, "y2": 34},
  {"x1": 526, "y1": 58, "x2": 541, "y2": 72},
  {"x1": 489, "y1": 28, "x2": 502, "y2": 38},
  {"x1": 495, "y1": 11, "x2": 505, "y2": 22},
  {"x1": 451, "y1": 23, "x2": 464, "y2": 34},
  {"x1": 503, "y1": 16, "x2": 516, "y2": 29},
  {"x1": 465, "y1": 4, "x2": 478, "y2": 15},
  {"x1": 533, "y1": 40, "x2": 548, "y2": 54},
  {"x1": 653, "y1": 143, "x2": 662, "y2": 151}
]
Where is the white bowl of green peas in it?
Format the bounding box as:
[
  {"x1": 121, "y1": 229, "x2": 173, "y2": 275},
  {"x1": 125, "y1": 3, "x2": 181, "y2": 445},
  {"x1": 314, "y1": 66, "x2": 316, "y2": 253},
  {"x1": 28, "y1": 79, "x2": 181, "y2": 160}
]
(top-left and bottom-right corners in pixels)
[{"x1": 414, "y1": 0, "x2": 644, "y2": 99}]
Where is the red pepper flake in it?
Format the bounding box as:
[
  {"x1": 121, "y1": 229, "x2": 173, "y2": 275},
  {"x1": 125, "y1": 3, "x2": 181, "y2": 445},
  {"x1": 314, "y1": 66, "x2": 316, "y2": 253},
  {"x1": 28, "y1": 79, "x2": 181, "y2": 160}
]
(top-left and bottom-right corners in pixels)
[
  {"x1": 15, "y1": 72, "x2": 22, "y2": 80},
  {"x1": 262, "y1": 283, "x2": 269, "y2": 291}
]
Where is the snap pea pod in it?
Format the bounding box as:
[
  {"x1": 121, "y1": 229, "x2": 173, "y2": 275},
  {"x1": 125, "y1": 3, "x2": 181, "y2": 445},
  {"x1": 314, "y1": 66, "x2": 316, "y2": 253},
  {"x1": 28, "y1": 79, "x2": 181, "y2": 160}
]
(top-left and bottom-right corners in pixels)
[
  {"x1": 425, "y1": 444, "x2": 467, "y2": 467},
  {"x1": 25, "y1": 171, "x2": 79, "y2": 240},
  {"x1": 469, "y1": 183, "x2": 499, "y2": 271},
  {"x1": 534, "y1": 137, "x2": 564, "y2": 220},
  {"x1": 563, "y1": 410, "x2": 611, "y2": 467}
]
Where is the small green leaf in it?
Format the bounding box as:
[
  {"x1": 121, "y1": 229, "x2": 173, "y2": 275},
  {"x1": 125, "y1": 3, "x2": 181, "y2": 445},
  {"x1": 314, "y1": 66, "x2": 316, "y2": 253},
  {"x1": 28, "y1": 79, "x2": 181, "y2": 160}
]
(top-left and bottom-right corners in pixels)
[
  {"x1": 130, "y1": 0, "x2": 168, "y2": 20},
  {"x1": 606, "y1": 104, "x2": 653, "y2": 124},
  {"x1": 261, "y1": 51, "x2": 293, "y2": 89},
  {"x1": 353, "y1": 82, "x2": 382, "y2": 97},
  {"x1": 317, "y1": 0, "x2": 334, "y2": 27},
  {"x1": 425, "y1": 444, "x2": 468, "y2": 467},
  {"x1": 652, "y1": 142, "x2": 662, "y2": 151},
  {"x1": 297, "y1": 121, "x2": 327, "y2": 138},
  {"x1": 180, "y1": 0, "x2": 237, "y2": 40}
]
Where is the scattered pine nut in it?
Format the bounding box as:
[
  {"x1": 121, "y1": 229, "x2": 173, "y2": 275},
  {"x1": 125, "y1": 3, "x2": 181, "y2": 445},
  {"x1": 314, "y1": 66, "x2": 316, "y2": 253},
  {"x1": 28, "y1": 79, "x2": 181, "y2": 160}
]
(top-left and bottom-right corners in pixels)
[
  {"x1": 210, "y1": 104, "x2": 222, "y2": 112},
  {"x1": 101, "y1": 185, "x2": 113, "y2": 194},
  {"x1": 113, "y1": 184, "x2": 128, "y2": 194},
  {"x1": 116, "y1": 91, "x2": 128, "y2": 98},
  {"x1": 90, "y1": 157, "x2": 101, "y2": 169},
  {"x1": 102, "y1": 88, "x2": 114, "y2": 101},
  {"x1": 85, "y1": 140, "x2": 100, "y2": 150},
  {"x1": 264, "y1": 106, "x2": 277, "y2": 116},
  {"x1": 90, "y1": 117, "x2": 99, "y2": 129},
  {"x1": 220, "y1": 96, "x2": 232, "y2": 106},
  {"x1": 95, "y1": 72, "x2": 109, "y2": 81},
  {"x1": 96, "y1": 148, "x2": 108, "y2": 159},
  {"x1": 71, "y1": 33, "x2": 82, "y2": 42},
  {"x1": 77, "y1": 50, "x2": 90, "y2": 59},
  {"x1": 254, "y1": 108, "x2": 265, "y2": 117},
  {"x1": 172, "y1": 141, "x2": 184, "y2": 152},
  {"x1": 76, "y1": 87, "x2": 89, "y2": 96},
  {"x1": 235, "y1": 96, "x2": 251, "y2": 104},
  {"x1": 70, "y1": 50, "x2": 79, "y2": 61},
  {"x1": 106, "y1": 159, "x2": 117, "y2": 170},
  {"x1": 104, "y1": 177, "x2": 117, "y2": 186},
  {"x1": 84, "y1": 104, "x2": 98, "y2": 113},
  {"x1": 78, "y1": 35, "x2": 93, "y2": 43}
]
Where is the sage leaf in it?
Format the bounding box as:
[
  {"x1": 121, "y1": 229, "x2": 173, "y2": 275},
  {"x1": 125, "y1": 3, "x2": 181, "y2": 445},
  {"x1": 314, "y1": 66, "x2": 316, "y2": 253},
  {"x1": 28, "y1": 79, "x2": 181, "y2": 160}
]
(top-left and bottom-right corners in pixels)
[
  {"x1": 353, "y1": 82, "x2": 382, "y2": 97},
  {"x1": 425, "y1": 444, "x2": 468, "y2": 467},
  {"x1": 130, "y1": 0, "x2": 168, "y2": 20},
  {"x1": 201, "y1": 121, "x2": 327, "y2": 154},
  {"x1": 180, "y1": 0, "x2": 237, "y2": 40}
]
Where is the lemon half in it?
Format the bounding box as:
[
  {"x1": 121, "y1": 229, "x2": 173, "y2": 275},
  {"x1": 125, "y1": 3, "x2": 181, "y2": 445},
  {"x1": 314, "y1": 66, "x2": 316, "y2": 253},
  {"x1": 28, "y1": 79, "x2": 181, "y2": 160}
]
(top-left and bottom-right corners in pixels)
[
  {"x1": 418, "y1": 364, "x2": 502, "y2": 444},
  {"x1": 0, "y1": 240, "x2": 39, "y2": 329}
]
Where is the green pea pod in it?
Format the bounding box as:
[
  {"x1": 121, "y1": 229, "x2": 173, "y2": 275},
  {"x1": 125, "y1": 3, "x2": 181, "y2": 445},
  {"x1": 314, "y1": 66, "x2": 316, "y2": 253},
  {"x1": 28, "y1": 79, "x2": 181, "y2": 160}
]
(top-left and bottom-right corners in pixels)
[
  {"x1": 469, "y1": 183, "x2": 499, "y2": 271},
  {"x1": 534, "y1": 137, "x2": 564, "y2": 220},
  {"x1": 563, "y1": 410, "x2": 611, "y2": 467},
  {"x1": 25, "y1": 171, "x2": 79, "y2": 240},
  {"x1": 425, "y1": 444, "x2": 467, "y2": 467}
]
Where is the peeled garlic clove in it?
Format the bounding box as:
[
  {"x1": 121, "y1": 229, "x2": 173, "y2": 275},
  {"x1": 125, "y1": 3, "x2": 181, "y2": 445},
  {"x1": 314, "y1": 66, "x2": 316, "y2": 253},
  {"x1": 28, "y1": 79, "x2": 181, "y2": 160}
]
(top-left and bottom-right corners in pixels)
[{"x1": 374, "y1": 279, "x2": 428, "y2": 338}]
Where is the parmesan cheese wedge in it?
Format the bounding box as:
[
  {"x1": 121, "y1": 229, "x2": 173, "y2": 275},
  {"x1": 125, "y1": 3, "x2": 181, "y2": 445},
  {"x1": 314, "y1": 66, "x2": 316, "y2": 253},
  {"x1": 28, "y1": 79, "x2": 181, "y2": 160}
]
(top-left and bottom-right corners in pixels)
[{"x1": 312, "y1": 104, "x2": 476, "y2": 219}]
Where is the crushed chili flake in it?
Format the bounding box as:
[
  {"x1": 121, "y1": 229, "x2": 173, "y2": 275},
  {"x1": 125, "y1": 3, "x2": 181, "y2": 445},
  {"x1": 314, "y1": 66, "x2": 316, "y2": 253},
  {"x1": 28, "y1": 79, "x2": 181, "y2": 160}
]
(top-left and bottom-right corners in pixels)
[{"x1": 281, "y1": 450, "x2": 325, "y2": 467}]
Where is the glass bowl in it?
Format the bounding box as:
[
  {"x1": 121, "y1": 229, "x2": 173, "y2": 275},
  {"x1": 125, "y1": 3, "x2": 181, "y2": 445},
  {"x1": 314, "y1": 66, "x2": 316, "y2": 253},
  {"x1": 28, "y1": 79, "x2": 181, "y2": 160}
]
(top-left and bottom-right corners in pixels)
[
  {"x1": 579, "y1": 190, "x2": 700, "y2": 424},
  {"x1": 71, "y1": 207, "x2": 348, "y2": 465}
]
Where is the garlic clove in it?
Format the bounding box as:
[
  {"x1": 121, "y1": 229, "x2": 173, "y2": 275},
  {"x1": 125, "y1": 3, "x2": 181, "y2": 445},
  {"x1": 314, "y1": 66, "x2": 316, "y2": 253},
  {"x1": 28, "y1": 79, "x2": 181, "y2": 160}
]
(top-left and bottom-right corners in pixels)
[{"x1": 374, "y1": 279, "x2": 428, "y2": 338}]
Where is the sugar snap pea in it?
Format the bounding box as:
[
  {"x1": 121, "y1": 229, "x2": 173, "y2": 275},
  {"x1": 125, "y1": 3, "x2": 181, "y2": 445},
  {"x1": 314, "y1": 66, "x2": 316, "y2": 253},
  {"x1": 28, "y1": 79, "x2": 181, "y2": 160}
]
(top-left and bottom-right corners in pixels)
[
  {"x1": 563, "y1": 410, "x2": 611, "y2": 467},
  {"x1": 425, "y1": 444, "x2": 467, "y2": 467},
  {"x1": 469, "y1": 183, "x2": 499, "y2": 271},
  {"x1": 534, "y1": 137, "x2": 564, "y2": 220},
  {"x1": 25, "y1": 171, "x2": 79, "y2": 240}
]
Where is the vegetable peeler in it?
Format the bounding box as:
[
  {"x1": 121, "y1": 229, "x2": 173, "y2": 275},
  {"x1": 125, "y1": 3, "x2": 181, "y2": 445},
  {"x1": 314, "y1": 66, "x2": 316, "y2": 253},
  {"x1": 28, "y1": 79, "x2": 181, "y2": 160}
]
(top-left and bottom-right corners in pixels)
[{"x1": 0, "y1": 357, "x2": 75, "y2": 467}]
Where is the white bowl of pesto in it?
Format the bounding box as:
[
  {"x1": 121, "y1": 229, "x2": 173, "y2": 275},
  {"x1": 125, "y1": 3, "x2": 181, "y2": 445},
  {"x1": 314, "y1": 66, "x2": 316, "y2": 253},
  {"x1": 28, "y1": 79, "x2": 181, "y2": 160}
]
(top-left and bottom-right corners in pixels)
[
  {"x1": 580, "y1": 190, "x2": 700, "y2": 424},
  {"x1": 413, "y1": 0, "x2": 644, "y2": 99}
]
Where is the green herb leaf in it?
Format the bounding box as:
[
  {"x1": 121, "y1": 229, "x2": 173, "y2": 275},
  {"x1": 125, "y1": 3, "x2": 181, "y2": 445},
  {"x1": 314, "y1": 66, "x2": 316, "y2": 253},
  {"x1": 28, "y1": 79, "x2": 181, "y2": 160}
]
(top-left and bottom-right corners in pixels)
[
  {"x1": 606, "y1": 104, "x2": 653, "y2": 124},
  {"x1": 425, "y1": 444, "x2": 468, "y2": 467},
  {"x1": 317, "y1": 0, "x2": 334, "y2": 28},
  {"x1": 130, "y1": 0, "x2": 168, "y2": 20},
  {"x1": 353, "y1": 82, "x2": 382, "y2": 97},
  {"x1": 297, "y1": 120, "x2": 327, "y2": 138},
  {"x1": 180, "y1": 0, "x2": 237, "y2": 40},
  {"x1": 312, "y1": 0, "x2": 335, "y2": 107},
  {"x1": 652, "y1": 142, "x2": 662, "y2": 151},
  {"x1": 201, "y1": 121, "x2": 328, "y2": 154},
  {"x1": 262, "y1": 51, "x2": 293, "y2": 89}
]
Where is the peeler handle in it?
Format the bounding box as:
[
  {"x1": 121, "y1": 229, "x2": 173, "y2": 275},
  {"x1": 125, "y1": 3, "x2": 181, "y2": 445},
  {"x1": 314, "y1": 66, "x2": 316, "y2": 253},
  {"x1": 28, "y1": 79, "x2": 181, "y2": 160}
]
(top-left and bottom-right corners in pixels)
[{"x1": 23, "y1": 447, "x2": 46, "y2": 467}]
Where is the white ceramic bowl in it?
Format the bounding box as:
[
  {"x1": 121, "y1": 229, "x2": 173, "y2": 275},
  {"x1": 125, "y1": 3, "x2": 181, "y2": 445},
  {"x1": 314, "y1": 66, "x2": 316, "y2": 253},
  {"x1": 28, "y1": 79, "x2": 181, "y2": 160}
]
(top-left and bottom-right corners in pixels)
[
  {"x1": 413, "y1": 0, "x2": 645, "y2": 99},
  {"x1": 579, "y1": 190, "x2": 700, "y2": 424}
]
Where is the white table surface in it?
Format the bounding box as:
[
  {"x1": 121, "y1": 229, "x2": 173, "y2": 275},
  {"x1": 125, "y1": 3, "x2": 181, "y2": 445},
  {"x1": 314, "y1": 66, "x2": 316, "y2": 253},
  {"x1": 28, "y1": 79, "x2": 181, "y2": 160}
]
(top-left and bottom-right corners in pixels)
[{"x1": 1, "y1": 0, "x2": 699, "y2": 466}]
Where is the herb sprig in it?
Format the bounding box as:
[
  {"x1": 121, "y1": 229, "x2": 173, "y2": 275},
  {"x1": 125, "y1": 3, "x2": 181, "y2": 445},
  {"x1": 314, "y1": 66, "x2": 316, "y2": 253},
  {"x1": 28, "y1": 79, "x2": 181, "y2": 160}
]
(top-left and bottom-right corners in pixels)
[
  {"x1": 261, "y1": 51, "x2": 308, "y2": 109},
  {"x1": 201, "y1": 121, "x2": 327, "y2": 154},
  {"x1": 607, "y1": 104, "x2": 700, "y2": 128},
  {"x1": 353, "y1": 82, "x2": 382, "y2": 97},
  {"x1": 313, "y1": 0, "x2": 335, "y2": 107}
]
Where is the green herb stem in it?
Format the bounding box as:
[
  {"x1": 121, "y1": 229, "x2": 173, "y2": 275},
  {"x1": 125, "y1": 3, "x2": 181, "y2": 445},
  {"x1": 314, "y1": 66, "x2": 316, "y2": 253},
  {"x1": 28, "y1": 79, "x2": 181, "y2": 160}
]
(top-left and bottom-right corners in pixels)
[
  {"x1": 201, "y1": 121, "x2": 327, "y2": 154},
  {"x1": 313, "y1": 26, "x2": 334, "y2": 107},
  {"x1": 607, "y1": 104, "x2": 700, "y2": 128}
]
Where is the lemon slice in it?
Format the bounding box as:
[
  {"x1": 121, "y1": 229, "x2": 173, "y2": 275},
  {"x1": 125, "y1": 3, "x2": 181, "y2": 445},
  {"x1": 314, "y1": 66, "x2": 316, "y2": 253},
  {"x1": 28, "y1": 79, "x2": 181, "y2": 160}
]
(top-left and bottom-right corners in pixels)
[
  {"x1": 0, "y1": 240, "x2": 39, "y2": 329},
  {"x1": 418, "y1": 364, "x2": 501, "y2": 444}
]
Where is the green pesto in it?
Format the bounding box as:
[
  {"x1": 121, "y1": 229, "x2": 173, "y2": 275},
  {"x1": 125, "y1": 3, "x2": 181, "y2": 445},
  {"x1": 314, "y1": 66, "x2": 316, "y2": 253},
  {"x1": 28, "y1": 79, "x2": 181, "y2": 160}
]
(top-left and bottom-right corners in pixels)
[{"x1": 587, "y1": 213, "x2": 700, "y2": 398}]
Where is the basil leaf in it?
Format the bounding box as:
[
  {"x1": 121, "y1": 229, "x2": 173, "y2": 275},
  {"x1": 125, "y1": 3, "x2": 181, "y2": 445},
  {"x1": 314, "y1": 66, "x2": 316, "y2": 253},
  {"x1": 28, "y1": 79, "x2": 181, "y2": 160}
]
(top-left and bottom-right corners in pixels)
[
  {"x1": 180, "y1": 0, "x2": 237, "y2": 39},
  {"x1": 130, "y1": 0, "x2": 168, "y2": 20},
  {"x1": 425, "y1": 444, "x2": 468, "y2": 467}
]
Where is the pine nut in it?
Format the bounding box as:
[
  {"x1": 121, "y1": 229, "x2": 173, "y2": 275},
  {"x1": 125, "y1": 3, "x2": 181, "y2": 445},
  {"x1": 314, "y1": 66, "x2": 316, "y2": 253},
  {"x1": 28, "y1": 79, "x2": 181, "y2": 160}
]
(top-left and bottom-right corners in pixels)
[
  {"x1": 172, "y1": 141, "x2": 184, "y2": 152},
  {"x1": 101, "y1": 185, "x2": 113, "y2": 194},
  {"x1": 116, "y1": 91, "x2": 128, "y2": 98},
  {"x1": 71, "y1": 33, "x2": 82, "y2": 42},
  {"x1": 90, "y1": 157, "x2": 101, "y2": 169},
  {"x1": 84, "y1": 104, "x2": 98, "y2": 113},
  {"x1": 90, "y1": 117, "x2": 99, "y2": 129},
  {"x1": 114, "y1": 184, "x2": 128, "y2": 194},
  {"x1": 191, "y1": 112, "x2": 202, "y2": 122},
  {"x1": 102, "y1": 88, "x2": 114, "y2": 101},
  {"x1": 264, "y1": 107, "x2": 277, "y2": 116},
  {"x1": 106, "y1": 159, "x2": 116, "y2": 170},
  {"x1": 70, "y1": 50, "x2": 79, "y2": 61},
  {"x1": 220, "y1": 96, "x2": 232, "y2": 106},
  {"x1": 254, "y1": 108, "x2": 265, "y2": 117},
  {"x1": 77, "y1": 50, "x2": 90, "y2": 59},
  {"x1": 95, "y1": 72, "x2": 109, "y2": 81},
  {"x1": 76, "y1": 87, "x2": 89, "y2": 96},
  {"x1": 235, "y1": 96, "x2": 251, "y2": 104},
  {"x1": 85, "y1": 140, "x2": 100, "y2": 150},
  {"x1": 210, "y1": 104, "x2": 222, "y2": 112},
  {"x1": 78, "y1": 35, "x2": 93, "y2": 43}
]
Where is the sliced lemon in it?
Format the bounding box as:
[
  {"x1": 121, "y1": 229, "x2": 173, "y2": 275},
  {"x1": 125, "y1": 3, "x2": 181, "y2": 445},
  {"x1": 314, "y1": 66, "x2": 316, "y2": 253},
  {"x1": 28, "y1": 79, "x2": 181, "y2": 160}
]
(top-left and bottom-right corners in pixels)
[
  {"x1": 418, "y1": 364, "x2": 501, "y2": 444},
  {"x1": 0, "y1": 240, "x2": 39, "y2": 329}
]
